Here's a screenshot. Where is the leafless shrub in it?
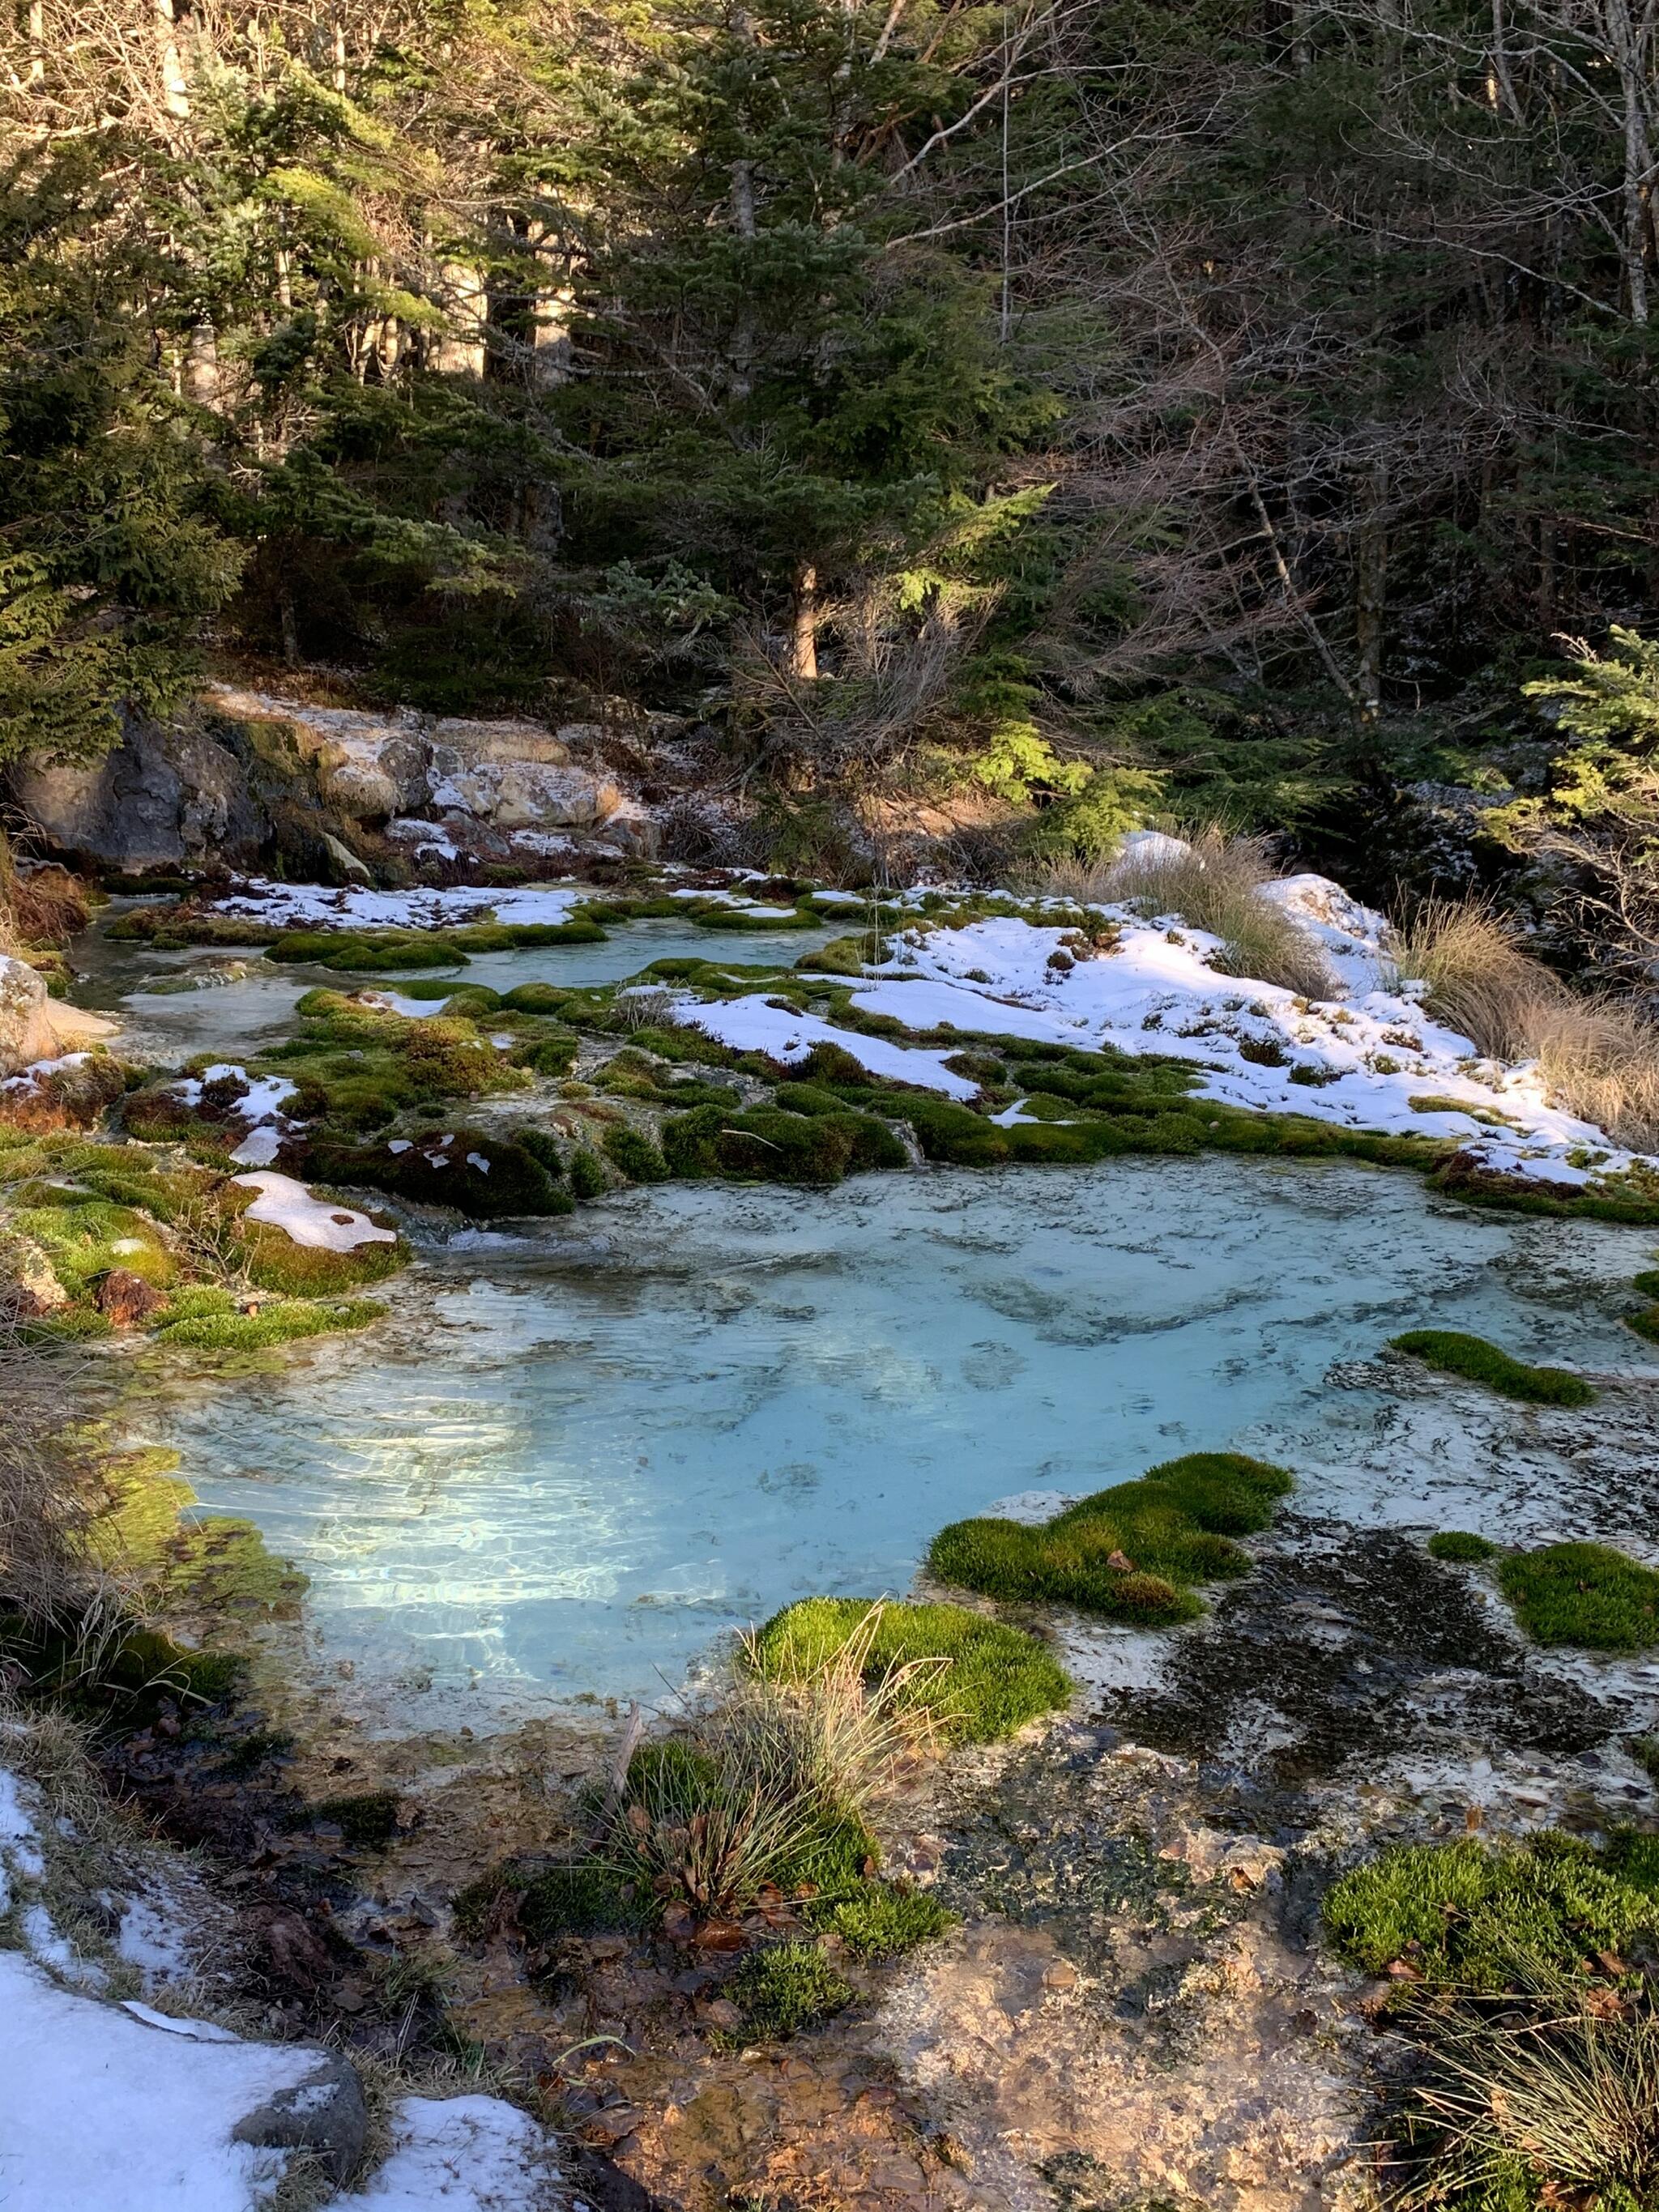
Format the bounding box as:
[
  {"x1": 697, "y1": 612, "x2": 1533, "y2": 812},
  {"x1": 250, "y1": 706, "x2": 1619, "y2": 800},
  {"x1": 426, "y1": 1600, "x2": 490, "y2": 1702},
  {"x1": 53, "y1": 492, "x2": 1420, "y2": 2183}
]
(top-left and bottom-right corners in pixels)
[
  {"x1": 735, "y1": 588, "x2": 980, "y2": 789},
  {"x1": 613, "y1": 987, "x2": 674, "y2": 1033},
  {"x1": 1388, "y1": 898, "x2": 1659, "y2": 1150}
]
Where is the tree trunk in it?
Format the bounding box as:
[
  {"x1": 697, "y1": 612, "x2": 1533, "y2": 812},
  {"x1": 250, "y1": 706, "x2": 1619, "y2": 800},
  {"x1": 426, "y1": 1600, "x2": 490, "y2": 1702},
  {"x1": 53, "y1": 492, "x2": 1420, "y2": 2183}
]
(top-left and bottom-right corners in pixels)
[
  {"x1": 1354, "y1": 454, "x2": 1388, "y2": 725},
  {"x1": 28, "y1": 0, "x2": 44, "y2": 83},
  {"x1": 532, "y1": 287, "x2": 574, "y2": 386},
  {"x1": 155, "y1": 0, "x2": 190, "y2": 119},
  {"x1": 185, "y1": 318, "x2": 219, "y2": 407},
  {"x1": 786, "y1": 564, "x2": 820, "y2": 681},
  {"x1": 430, "y1": 262, "x2": 488, "y2": 375},
  {"x1": 1621, "y1": 21, "x2": 1652, "y2": 325}
]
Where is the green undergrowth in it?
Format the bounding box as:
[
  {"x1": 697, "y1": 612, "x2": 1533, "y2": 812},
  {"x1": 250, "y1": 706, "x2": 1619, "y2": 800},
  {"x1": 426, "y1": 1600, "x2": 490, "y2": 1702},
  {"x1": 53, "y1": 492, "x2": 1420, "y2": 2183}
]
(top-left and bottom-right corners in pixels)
[
  {"x1": 1427, "y1": 1530, "x2": 1659, "y2": 1652},
  {"x1": 927, "y1": 1451, "x2": 1294, "y2": 1625},
  {"x1": 1498, "y1": 1542, "x2": 1659, "y2": 1652},
  {"x1": 1629, "y1": 1267, "x2": 1659, "y2": 1343},
  {"x1": 1389, "y1": 1329, "x2": 1595, "y2": 1406},
  {"x1": 83, "y1": 1443, "x2": 307, "y2": 1618},
  {"x1": 725, "y1": 1941, "x2": 854, "y2": 2043},
  {"x1": 751, "y1": 1597, "x2": 1072, "y2": 1744},
  {"x1": 150, "y1": 1284, "x2": 387, "y2": 1351},
  {"x1": 0, "y1": 1612, "x2": 246, "y2": 1728},
  {"x1": 1427, "y1": 1531, "x2": 1499, "y2": 1563},
  {"x1": 1323, "y1": 1831, "x2": 1659, "y2": 1995},
  {"x1": 305, "y1": 1789, "x2": 403, "y2": 1848},
  {"x1": 452, "y1": 1856, "x2": 656, "y2": 1945},
  {"x1": 815, "y1": 1883, "x2": 956, "y2": 1962},
  {"x1": 0, "y1": 1129, "x2": 403, "y2": 1345}
]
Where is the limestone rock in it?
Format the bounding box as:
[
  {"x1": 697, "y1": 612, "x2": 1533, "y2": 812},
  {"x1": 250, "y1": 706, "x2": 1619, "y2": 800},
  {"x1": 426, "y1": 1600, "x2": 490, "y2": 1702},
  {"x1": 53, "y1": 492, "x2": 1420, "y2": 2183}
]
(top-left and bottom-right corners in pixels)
[
  {"x1": 429, "y1": 758, "x2": 622, "y2": 830},
  {"x1": 9, "y1": 714, "x2": 265, "y2": 869},
  {"x1": 231, "y1": 2050, "x2": 369, "y2": 2184},
  {"x1": 0, "y1": 955, "x2": 47, "y2": 1076},
  {"x1": 6, "y1": 1235, "x2": 67, "y2": 1315},
  {"x1": 430, "y1": 716, "x2": 571, "y2": 767},
  {"x1": 0, "y1": 959, "x2": 119, "y2": 1075}
]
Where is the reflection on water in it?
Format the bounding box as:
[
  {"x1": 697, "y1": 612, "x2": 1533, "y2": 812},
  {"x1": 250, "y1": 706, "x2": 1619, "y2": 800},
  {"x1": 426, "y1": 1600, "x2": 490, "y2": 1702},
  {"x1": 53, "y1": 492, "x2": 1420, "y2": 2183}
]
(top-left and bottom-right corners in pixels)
[
  {"x1": 75, "y1": 910, "x2": 846, "y2": 1063},
  {"x1": 152, "y1": 1160, "x2": 1655, "y2": 1707}
]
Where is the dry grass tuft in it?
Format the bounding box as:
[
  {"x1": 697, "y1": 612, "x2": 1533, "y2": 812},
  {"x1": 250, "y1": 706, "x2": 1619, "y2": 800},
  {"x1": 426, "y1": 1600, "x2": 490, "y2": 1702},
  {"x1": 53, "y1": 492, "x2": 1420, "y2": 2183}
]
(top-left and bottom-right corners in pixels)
[
  {"x1": 1397, "y1": 1989, "x2": 1659, "y2": 2210},
  {"x1": 0, "y1": 1289, "x2": 106, "y2": 1631},
  {"x1": 602, "y1": 1605, "x2": 936, "y2": 1919},
  {"x1": 0, "y1": 833, "x2": 91, "y2": 949},
  {"x1": 1026, "y1": 828, "x2": 1338, "y2": 999},
  {"x1": 1388, "y1": 897, "x2": 1659, "y2": 1150}
]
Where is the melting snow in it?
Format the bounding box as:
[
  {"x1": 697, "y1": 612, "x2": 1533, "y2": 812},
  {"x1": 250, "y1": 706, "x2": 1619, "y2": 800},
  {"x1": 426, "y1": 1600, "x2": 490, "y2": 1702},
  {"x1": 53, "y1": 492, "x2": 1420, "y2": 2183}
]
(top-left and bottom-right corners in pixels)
[
  {"x1": 672, "y1": 994, "x2": 979, "y2": 1097},
  {"x1": 856, "y1": 878, "x2": 1655, "y2": 1187},
  {"x1": 231, "y1": 1171, "x2": 398, "y2": 1251}
]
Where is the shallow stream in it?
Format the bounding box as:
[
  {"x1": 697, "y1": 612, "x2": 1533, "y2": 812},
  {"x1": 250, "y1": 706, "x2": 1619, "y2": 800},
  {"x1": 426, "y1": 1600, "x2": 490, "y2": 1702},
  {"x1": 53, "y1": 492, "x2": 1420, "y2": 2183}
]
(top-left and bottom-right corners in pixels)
[
  {"x1": 72, "y1": 913, "x2": 1659, "y2": 1720},
  {"x1": 145, "y1": 1162, "x2": 1654, "y2": 1711}
]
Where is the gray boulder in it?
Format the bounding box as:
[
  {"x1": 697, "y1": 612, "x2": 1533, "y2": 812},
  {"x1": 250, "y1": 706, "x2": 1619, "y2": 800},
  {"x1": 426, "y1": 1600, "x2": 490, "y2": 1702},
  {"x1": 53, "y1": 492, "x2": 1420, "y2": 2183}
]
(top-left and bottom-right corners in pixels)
[
  {"x1": 10, "y1": 714, "x2": 265, "y2": 869},
  {"x1": 231, "y1": 2050, "x2": 369, "y2": 2184}
]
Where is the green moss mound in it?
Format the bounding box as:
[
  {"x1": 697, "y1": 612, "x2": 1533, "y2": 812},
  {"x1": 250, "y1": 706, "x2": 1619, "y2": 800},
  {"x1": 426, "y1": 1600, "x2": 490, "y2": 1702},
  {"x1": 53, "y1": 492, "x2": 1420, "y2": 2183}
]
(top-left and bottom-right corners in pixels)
[
  {"x1": 1323, "y1": 1833, "x2": 1659, "y2": 1993},
  {"x1": 1389, "y1": 1329, "x2": 1594, "y2": 1406},
  {"x1": 303, "y1": 1129, "x2": 574, "y2": 1218},
  {"x1": 727, "y1": 1941, "x2": 854, "y2": 2042},
  {"x1": 269, "y1": 929, "x2": 468, "y2": 973},
  {"x1": 821, "y1": 1884, "x2": 956, "y2": 1963},
  {"x1": 1498, "y1": 1541, "x2": 1659, "y2": 1652},
  {"x1": 567, "y1": 1146, "x2": 608, "y2": 1199},
  {"x1": 661, "y1": 1101, "x2": 906, "y2": 1185},
  {"x1": 151, "y1": 1285, "x2": 386, "y2": 1349},
  {"x1": 753, "y1": 1597, "x2": 1071, "y2": 1745},
  {"x1": 928, "y1": 1451, "x2": 1293, "y2": 1626},
  {"x1": 602, "y1": 1123, "x2": 670, "y2": 1183},
  {"x1": 244, "y1": 1221, "x2": 406, "y2": 1297},
  {"x1": 453, "y1": 1859, "x2": 655, "y2": 1944},
  {"x1": 1427, "y1": 1531, "x2": 1499, "y2": 1563},
  {"x1": 309, "y1": 1790, "x2": 402, "y2": 1848}
]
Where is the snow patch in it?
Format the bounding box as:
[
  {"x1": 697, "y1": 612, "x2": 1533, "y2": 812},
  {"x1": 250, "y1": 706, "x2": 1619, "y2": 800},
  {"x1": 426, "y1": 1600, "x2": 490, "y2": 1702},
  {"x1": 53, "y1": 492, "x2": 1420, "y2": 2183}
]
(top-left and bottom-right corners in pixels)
[
  {"x1": 345, "y1": 2095, "x2": 567, "y2": 2211},
  {"x1": 231, "y1": 1171, "x2": 398, "y2": 1251},
  {"x1": 669, "y1": 994, "x2": 979, "y2": 1098}
]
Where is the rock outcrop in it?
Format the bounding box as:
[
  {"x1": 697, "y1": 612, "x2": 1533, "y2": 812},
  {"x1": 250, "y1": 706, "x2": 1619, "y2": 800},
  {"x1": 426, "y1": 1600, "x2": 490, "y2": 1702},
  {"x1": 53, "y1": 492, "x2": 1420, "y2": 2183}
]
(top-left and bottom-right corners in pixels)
[
  {"x1": 9, "y1": 711, "x2": 269, "y2": 871},
  {"x1": 6, "y1": 685, "x2": 662, "y2": 874}
]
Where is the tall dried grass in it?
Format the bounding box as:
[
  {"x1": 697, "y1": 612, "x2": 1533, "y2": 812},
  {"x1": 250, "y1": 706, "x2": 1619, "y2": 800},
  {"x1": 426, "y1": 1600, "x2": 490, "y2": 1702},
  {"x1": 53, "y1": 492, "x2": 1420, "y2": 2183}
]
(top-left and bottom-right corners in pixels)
[
  {"x1": 1388, "y1": 898, "x2": 1659, "y2": 1151},
  {"x1": 0, "y1": 833, "x2": 90, "y2": 948},
  {"x1": 1397, "y1": 1991, "x2": 1659, "y2": 2210},
  {"x1": 1022, "y1": 828, "x2": 1338, "y2": 999},
  {"x1": 0, "y1": 1289, "x2": 100, "y2": 1631}
]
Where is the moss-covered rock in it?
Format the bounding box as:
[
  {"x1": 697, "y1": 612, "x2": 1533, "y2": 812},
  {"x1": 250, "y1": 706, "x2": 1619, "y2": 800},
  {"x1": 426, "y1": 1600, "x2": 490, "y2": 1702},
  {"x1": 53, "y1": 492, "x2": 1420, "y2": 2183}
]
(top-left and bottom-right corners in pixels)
[
  {"x1": 302, "y1": 1127, "x2": 574, "y2": 1218},
  {"x1": 753, "y1": 1596, "x2": 1070, "y2": 1745},
  {"x1": 928, "y1": 1452, "x2": 1294, "y2": 1626}
]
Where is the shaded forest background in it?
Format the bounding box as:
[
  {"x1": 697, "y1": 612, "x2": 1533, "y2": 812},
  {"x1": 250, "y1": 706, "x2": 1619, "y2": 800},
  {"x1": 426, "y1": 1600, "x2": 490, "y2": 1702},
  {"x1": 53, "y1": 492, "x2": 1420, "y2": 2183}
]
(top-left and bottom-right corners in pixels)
[{"x1": 4, "y1": 0, "x2": 1659, "y2": 970}]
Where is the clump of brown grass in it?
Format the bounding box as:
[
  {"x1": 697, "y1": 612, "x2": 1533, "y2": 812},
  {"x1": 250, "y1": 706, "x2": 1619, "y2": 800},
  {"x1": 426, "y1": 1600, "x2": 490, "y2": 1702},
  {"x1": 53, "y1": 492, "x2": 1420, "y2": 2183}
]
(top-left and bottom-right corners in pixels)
[
  {"x1": 1395, "y1": 1989, "x2": 1659, "y2": 2210},
  {"x1": 1026, "y1": 828, "x2": 1338, "y2": 999},
  {"x1": 0, "y1": 833, "x2": 91, "y2": 948},
  {"x1": 0, "y1": 1289, "x2": 104, "y2": 1631},
  {"x1": 1388, "y1": 897, "x2": 1659, "y2": 1151}
]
